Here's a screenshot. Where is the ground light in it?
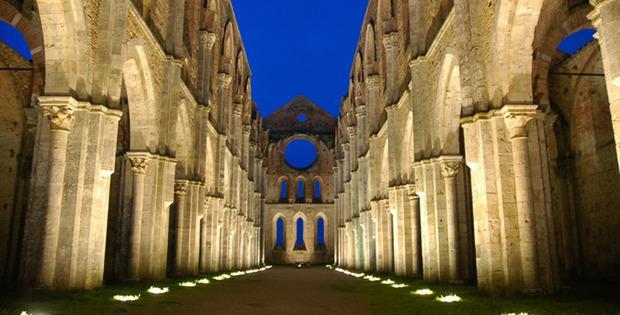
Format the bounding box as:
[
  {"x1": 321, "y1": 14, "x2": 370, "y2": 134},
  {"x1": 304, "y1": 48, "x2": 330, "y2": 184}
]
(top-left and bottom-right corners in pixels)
[
  {"x1": 147, "y1": 286, "x2": 169, "y2": 294},
  {"x1": 391, "y1": 283, "x2": 409, "y2": 288},
  {"x1": 502, "y1": 313, "x2": 529, "y2": 315},
  {"x1": 381, "y1": 279, "x2": 395, "y2": 285},
  {"x1": 178, "y1": 281, "x2": 197, "y2": 287},
  {"x1": 112, "y1": 294, "x2": 141, "y2": 302},
  {"x1": 411, "y1": 288, "x2": 434, "y2": 296},
  {"x1": 436, "y1": 294, "x2": 462, "y2": 303},
  {"x1": 196, "y1": 278, "x2": 210, "y2": 284},
  {"x1": 231, "y1": 271, "x2": 246, "y2": 276}
]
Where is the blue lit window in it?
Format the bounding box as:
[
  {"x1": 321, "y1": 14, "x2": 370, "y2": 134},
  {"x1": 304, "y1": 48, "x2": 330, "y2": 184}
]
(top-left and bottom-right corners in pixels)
[
  {"x1": 317, "y1": 218, "x2": 325, "y2": 248},
  {"x1": 294, "y1": 218, "x2": 306, "y2": 250},
  {"x1": 275, "y1": 217, "x2": 284, "y2": 249},
  {"x1": 0, "y1": 21, "x2": 32, "y2": 60},
  {"x1": 557, "y1": 29, "x2": 596, "y2": 55}
]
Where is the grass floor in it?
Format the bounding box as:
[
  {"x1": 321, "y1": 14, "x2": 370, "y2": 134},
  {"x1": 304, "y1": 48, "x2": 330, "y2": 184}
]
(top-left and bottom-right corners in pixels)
[
  {"x1": 328, "y1": 267, "x2": 620, "y2": 314},
  {"x1": 1, "y1": 266, "x2": 619, "y2": 315}
]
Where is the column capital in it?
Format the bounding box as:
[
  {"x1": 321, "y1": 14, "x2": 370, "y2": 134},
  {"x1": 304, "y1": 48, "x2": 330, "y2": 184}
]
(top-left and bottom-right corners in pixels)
[
  {"x1": 217, "y1": 72, "x2": 233, "y2": 89},
  {"x1": 39, "y1": 96, "x2": 77, "y2": 132},
  {"x1": 383, "y1": 32, "x2": 399, "y2": 51},
  {"x1": 356, "y1": 105, "x2": 366, "y2": 118},
  {"x1": 439, "y1": 156, "x2": 463, "y2": 179},
  {"x1": 126, "y1": 153, "x2": 150, "y2": 174},
  {"x1": 501, "y1": 105, "x2": 538, "y2": 139},
  {"x1": 347, "y1": 126, "x2": 357, "y2": 136},
  {"x1": 366, "y1": 74, "x2": 381, "y2": 89},
  {"x1": 174, "y1": 180, "x2": 189, "y2": 196},
  {"x1": 199, "y1": 31, "x2": 217, "y2": 48},
  {"x1": 233, "y1": 103, "x2": 243, "y2": 116}
]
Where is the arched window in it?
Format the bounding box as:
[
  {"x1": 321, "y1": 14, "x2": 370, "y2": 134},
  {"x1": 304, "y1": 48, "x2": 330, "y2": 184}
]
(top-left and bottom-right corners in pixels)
[
  {"x1": 280, "y1": 179, "x2": 288, "y2": 202},
  {"x1": 294, "y1": 218, "x2": 306, "y2": 250},
  {"x1": 313, "y1": 179, "x2": 321, "y2": 202},
  {"x1": 297, "y1": 179, "x2": 305, "y2": 203},
  {"x1": 316, "y1": 217, "x2": 325, "y2": 249},
  {"x1": 275, "y1": 217, "x2": 285, "y2": 249},
  {"x1": 0, "y1": 21, "x2": 32, "y2": 60}
]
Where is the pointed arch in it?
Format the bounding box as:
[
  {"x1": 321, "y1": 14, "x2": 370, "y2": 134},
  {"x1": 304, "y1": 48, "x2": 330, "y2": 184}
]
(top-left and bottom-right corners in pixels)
[
  {"x1": 37, "y1": 0, "x2": 92, "y2": 96},
  {"x1": 434, "y1": 49, "x2": 462, "y2": 155},
  {"x1": 293, "y1": 212, "x2": 308, "y2": 251},
  {"x1": 364, "y1": 22, "x2": 377, "y2": 75},
  {"x1": 174, "y1": 100, "x2": 193, "y2": 178},
  {"x1": 122, "y1": 40, "x2": 159, "y2": 152}
]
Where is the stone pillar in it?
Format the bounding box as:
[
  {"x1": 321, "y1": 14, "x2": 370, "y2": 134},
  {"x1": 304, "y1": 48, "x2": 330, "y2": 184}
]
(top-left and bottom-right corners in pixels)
[
  {"x1": 589, "y1": 0, "x2": 620, "y2": 170},
  {"x1": 217, "y1": 73, "x2": 232, "y2": 134},
  {"x1": 502, "y1": 105, "x2": 540, "y2": 292},
  {"x1": 200, "y1": 200, "x2": 209, "y2": 273},
  {"x1": 439, "y1": 156, "x2": 463, "y2": 283},
  {"x1": 198, "y1": 31, "x2": 216, "y2": 104},
  {"x1": 366, "y1": 75, "x2": 381, "y2": 134},
  {"x1": 232, "y1": 103, "x2": 243, "y2": 154},
  {"x1": 173, "y1": 180, "x2": 188, "y2": 274},
  {"x1": 382, "y1": 32, "x2": 399, "y2": 105},
  {"x1": 38, "y1": 97, "x2": 76, "y2": 287},
  {"x1": 126, "y1": 152, "x2": 150, "y2": 280},
  {"x1": 407, "y1": 188, "x2": 422, "y2": 277}
]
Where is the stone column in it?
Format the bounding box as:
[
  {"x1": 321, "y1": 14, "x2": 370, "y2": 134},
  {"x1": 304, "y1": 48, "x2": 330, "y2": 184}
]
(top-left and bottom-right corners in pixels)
[
  {"x1": 502, "y1": 105, "x2": 540, "y2": 292},
  {"x1": 589, "y1": 0, "x2": 620, "y2": 170},
  {"x1": 439, "y1": 156, "x2": 463, "y2": 283},
  {"x1": 366, "y1": 75, "x2": 381, "y2": 134},
  {"x1": 217, "y1": 73, "x2": 232, "y2": 134},
  {"x1": 232, "y1": 103, "x2": 243, "y2": 154},
  {"x1": 126, "y1": 152, "x2": 150, "y2": 280},
  {"x1": 200, "y1": 200, "x2": 209, "y2": 273},
  {"x1": 382, "y1": 32, "x2": 399, "y2": 105},
  {"x1": 173, "y1": 180, "x2": 188, "y2": 274},
  {"x1": 198, "y1": 31, "x2": 217, "y2": 104},
  {"x1": 38, "y1": 97, "x2": 76, "y2": 287},
  {"x1": 407, "y1": 187, "x2": 422, "y2": 277}
]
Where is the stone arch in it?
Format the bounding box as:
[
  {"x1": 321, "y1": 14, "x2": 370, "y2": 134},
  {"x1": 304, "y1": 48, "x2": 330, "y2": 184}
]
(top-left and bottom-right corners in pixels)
[
  {"x1": 122, "y1": 40, "x2": 158, "y2": 152},
  {"x1": 0, "y1": 1, "x2": 45, "y2": 94},
  {"x1": 364, "y1": 22, "x2": 378, "y2": 76},
  {"x1": 37, "y1": 0, "x2": 92, "y2": 97},
  {"x1": 174, "y1": 101, "x2": 193, "y2": 178},
  {"x1": 532, "y1": 5, "x2": 593, "y2": 108},
  {"x1": 490, "y1": 0, "x2": 545, "y2": 104},
  {"x1": 434, "y1": 49, "x2": 462, "y2": 155},
  {"x1": 220, "y1": 20, "x2": 234, "y2": 74}
]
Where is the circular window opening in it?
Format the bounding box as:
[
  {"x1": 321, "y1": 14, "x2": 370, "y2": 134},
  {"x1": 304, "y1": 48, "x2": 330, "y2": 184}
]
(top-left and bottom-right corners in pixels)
[
  {"x1": 284, "y1": 139, "x2": 317, "y2": 170},
  {"x1": 297, "y1": 114, "x2": 308, "y2": 123}
]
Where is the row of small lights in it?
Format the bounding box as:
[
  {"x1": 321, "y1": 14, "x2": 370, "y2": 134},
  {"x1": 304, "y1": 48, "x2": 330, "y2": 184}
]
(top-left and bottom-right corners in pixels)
[
  {"x1": 112, "y1": 266, "x2": 273, "y2": 302},
  {"x1": 327, "y1": 265, "x2": 529, "y2": 315},
  {"x1": 19, "y1": 266, "x2": 274, "y2": 314}
]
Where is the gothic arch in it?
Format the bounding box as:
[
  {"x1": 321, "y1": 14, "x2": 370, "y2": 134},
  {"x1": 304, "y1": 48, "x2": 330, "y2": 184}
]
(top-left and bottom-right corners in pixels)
[
  {"x1": 434, "y1": 50, "x2": 462, "y2": 155},
  {"x1": 122, "y1": 40, "x2": 159, "y2": 152},
  {"x1": 37, "y1": 0, "x2": 92, "y2": 97},
  {"x1": 174, "y1": 101, "x2": 193, "y2": 178},
  {"x1": 490, "y1": 0, "x2": 545, "y2": 104},
  {"x1": 364, "y1": 22, "x2": 378, "y2": 76}
]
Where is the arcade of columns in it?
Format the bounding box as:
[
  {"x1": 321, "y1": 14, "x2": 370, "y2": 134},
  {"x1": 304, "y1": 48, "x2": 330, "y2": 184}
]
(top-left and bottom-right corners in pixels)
[
  {"x1": 0, "y1": 0, "x2": 267, "y2": 290},
  {"x1": 334, "y1": 0, "x2": 620, "y2": 295}
]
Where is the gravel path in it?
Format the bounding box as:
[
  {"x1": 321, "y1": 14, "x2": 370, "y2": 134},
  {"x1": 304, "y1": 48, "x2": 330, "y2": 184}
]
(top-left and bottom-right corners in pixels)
[{"x1": 108, "y1": 266, "x2": 373, "y2": 315}]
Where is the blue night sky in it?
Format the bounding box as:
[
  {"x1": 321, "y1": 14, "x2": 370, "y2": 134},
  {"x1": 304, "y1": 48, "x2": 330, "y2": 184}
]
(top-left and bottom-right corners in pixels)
[{"x1": 231, "y1": 0, "x2": 368, "y2": 118}]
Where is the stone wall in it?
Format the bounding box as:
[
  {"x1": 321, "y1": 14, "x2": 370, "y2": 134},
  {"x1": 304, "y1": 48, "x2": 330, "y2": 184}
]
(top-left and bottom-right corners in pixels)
[{"x1": 336, "y1": 0, "x2": 620, "y2": 295}]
